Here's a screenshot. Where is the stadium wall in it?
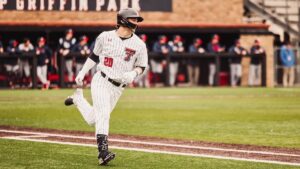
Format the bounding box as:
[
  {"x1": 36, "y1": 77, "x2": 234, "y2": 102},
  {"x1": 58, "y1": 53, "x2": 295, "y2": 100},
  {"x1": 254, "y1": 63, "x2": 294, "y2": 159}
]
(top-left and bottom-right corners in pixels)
[{"x1": 0, "y1": 0, "x2": 243, "y2": 24}]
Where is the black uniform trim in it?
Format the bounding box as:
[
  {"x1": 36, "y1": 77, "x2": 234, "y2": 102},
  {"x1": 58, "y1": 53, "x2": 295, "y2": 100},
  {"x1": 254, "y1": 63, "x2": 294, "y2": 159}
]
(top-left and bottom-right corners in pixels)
[
  {"x1": 89, "y1": 52, "x2": 99, "y2": 63},
  {"x1": 136, "y1": 66, "x2": 146, "y2": 73}
]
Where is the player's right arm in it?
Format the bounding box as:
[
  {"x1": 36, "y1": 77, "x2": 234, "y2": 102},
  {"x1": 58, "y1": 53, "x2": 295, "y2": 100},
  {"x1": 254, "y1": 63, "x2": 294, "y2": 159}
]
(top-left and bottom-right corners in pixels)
[{"x1": 75, "y1": 32, "x2": 104, "y2": 86}]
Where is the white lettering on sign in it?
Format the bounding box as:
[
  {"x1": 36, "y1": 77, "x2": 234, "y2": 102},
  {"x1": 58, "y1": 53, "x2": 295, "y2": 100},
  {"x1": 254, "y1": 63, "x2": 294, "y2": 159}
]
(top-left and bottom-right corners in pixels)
[
  {"x1": 107, "y1": 0, "x2": 117, "y2": 11},
  {"x1": 16, "y1": 0, "x2": 24, "y2": 10},
  {"x1": 79, "y1": 0, "x2": 88, "y2": 11},
  {"x1": 0, "y1": 0, "x2": 7, "y2": 10},
  {"x1": 96, "y1": 0, "x2": 105, "y2": 11},
  {"x1": 28, "y1": 0, "x2": 37, "y2": 10},
  {"x1": 71, "y1": 0, "x2": 76, "y2": 11},
  {"x1": 40, "y1": 0, "x2": 45, "y2": 10},
  {"x1": 132, "y1": 0, "x2": 140, "y2": 11},
  {"x1": 48, "y1": 0, "x2": 55, "y2": 10},
  {"x1": 60, "y1": 0, "x2": 66, "y2": 11},
  {"x1": 120, "y1": 0, "x2": 129, "y2": 10}
]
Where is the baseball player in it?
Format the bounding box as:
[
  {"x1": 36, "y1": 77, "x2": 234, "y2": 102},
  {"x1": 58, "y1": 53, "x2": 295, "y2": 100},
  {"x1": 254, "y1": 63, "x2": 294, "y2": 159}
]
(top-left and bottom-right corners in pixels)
[{"x1": 64, "y1": 8, "x2": 147, "y2": 165}]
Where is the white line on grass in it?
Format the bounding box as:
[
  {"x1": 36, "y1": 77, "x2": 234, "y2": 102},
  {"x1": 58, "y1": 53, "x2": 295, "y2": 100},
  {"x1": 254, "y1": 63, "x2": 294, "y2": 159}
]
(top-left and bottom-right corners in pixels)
[
  {"x1": 0, "y1": 129, "x2": 299, "y2": 157},
  {"x1": 1, "y1": 136, "x2": 300, "y2": 167}
]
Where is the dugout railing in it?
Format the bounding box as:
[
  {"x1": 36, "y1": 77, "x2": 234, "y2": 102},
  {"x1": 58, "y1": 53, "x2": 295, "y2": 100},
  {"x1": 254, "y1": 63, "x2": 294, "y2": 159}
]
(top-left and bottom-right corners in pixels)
[
  {"x1": 149, "y1": 52, "x2": 266, "y2": 86},
  {"x1": 0, "y1": 52, "x2": 266, "y2": 88},
  {"x1": 58, "y1": 52, "x2": 266, "y2": 87}
]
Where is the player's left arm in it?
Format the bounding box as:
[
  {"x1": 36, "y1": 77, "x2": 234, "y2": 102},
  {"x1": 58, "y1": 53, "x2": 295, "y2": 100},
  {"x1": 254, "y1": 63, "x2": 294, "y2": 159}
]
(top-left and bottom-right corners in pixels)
[{"x1": 121, "y1": 45, "x2": 148, "y2": 84}]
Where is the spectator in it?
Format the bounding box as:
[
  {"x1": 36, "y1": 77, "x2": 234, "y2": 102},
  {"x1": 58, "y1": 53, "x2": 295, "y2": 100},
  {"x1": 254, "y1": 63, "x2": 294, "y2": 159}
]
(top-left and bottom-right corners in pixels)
[
  {"x1": 72, "y1": 35, "x2": 90, "y2": 75},
  {"x1": 168, "y1": 35, "x2": 184, "y2": 86},
  {"x1": 58, "y1": 29, "x2": 76, "y2": 82},
  {"x1": 18, "y1": 38, "x2": 34, "y2": 87},
  {"x1": 36, "y1": 37, "x2": 52, "y2": 90},
  {"x1": 228, "y1": 39, "x2": 247, "y2": 87},
  {"x1": 134, "y1": 34, "x2": 150, "y2": 88},
  {"x1": 188, "y1": 38, "x2": 205, "y2": 86},
  {"x1": 280, "y1": 41, "x2": 296, "y2": 87},
  {"x1": 152, "y1": 35, "x2": 170, "y2": 86},
  {"x1": 249, "y1": 39, "x2": 265, "y2": 86},
  {"x1": 207, "y1": 34, "x2": 225, "y2": 86},
  {"x1": 5, "y1": 40, "x2": 20, "y2": 88}
]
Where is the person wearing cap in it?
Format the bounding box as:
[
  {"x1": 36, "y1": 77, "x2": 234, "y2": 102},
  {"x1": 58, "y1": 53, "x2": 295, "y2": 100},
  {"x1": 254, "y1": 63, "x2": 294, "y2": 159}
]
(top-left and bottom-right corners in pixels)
[
  {"x1": 5, "y1": 39, "x2": 20, "y2": 88},
  {"x1": 207, "y1": 34, "x2": 225, "y2": 86},
  {"x1": 64, "y1": 8, "x2": 147, "y2": 165},
  {"x1": 168, "y1": 35, "x2": 185, "y2": 86},
  {"x1": 36, "y1": 37, "x2": 52, "y2": 90},
  {"x1": 188, "y1": 38, "x2": 205, "y2": 86},
  {"x1": 18, "y1": 38, "x2": 34, "y2": 88},
  {"x1": 249, "y1": 39, "x2": 265, "y2": 86},
  {"x1": 228, "y1": 39, "x2": 247, "y2": 87},
  {"x1": 280, "y1": 41, "x2": 296, "y2": 87},
  {"x1": 58, "y1": 29, "x2": 77, "y2": 82},
  {"x1": 151, "y1": 35, "x2": 170, "y2": 86},
  {"x1": 72, "y1": 35, "x2": 91, "y2": 76}
]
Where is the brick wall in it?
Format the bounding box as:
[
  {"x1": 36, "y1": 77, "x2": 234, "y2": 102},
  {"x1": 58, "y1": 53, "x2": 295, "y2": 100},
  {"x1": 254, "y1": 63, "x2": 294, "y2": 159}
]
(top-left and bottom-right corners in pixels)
[{"x1": 0, "y1": 0, "x2": 243, "y2": 24}]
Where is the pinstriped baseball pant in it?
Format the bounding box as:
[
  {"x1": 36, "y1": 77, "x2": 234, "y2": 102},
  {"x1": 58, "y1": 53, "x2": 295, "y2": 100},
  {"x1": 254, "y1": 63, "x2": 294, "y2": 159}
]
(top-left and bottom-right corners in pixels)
[{"x1": 74, "y1": 71, "x2": 123, "y2": 135}]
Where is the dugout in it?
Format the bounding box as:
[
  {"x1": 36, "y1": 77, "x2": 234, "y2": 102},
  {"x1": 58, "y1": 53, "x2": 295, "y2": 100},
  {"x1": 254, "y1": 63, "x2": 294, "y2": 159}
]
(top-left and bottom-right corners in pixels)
[
  {"x1": 0, "y1": 21, "x2": 273, "y2": 88},
  {"x1": 0, "y1": 0, "x2": 276, "y2": 87}
]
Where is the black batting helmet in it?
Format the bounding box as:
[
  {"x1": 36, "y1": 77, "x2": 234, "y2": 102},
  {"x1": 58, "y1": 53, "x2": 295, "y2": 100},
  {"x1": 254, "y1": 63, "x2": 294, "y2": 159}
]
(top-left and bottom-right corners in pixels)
[{"x1": 117, "y1": 8, "x2": 144, "y2": 29}]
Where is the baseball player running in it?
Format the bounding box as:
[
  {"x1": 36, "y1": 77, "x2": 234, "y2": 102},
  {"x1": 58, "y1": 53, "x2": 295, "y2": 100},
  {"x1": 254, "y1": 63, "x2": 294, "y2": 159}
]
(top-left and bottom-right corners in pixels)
[{"x1": 64, "y1": 8, "x2": 147, "y2": 165}]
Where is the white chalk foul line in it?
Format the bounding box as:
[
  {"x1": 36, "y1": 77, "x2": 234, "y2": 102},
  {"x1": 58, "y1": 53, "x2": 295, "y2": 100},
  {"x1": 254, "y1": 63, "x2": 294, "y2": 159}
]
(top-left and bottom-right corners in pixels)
[
  {"x1": 0, "y1": 129, "x2": 299, "y2": 157},
  {"x1": 1, "y1": 136, "x2": 300, "y2": 167}
]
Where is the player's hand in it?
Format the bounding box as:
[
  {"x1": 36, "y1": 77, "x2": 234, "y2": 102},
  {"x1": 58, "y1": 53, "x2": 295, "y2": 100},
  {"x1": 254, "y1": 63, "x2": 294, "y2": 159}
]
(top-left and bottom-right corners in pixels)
[
  {"x1": 75, "y1": 71, "x2": 85, "y2": 86},
  {"x1": 120, "y1": 71, "x2": 138, "y2": 84}
]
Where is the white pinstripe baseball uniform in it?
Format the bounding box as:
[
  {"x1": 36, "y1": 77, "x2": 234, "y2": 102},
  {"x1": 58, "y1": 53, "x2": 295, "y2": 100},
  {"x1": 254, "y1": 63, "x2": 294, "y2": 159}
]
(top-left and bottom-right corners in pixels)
[{"x1": 73, "y1": 30, "x2": 148, "y2": 135}]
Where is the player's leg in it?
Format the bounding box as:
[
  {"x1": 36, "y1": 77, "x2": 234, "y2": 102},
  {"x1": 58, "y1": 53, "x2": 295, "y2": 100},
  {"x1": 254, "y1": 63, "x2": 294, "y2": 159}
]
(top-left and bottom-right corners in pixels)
[
  {"x1": 92, "y1": 74, "x2": 121, "y2": 165},
  {"x1": 209, "y1": 63, "x2": 216, "y2": 86},
  {"x1": 194, "y1": 65, "x2": 200, "y2": 86},
  {"x1": 37, "y1": 66, "x2": 47, "y2": 84},
  {"x1": 65, "y1": 59, "x2": 74, "y2": 82},
  {"x1": 64, "y1": 73, "x2": 101, "y2": 126},
  {"x1": 230, "y1": 63, "x2": 235, "y2": 86},
  {"x1": 288, "y1": 67, "x2": 295, "y2": 87},
  {"x1": 283, "y1": 67, "x2": 288, "y2": 87}
]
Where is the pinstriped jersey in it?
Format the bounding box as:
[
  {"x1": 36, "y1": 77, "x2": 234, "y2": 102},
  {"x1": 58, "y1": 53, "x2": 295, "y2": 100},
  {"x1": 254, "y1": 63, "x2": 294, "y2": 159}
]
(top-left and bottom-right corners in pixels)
[{"x1": 93, "y1": 30, "x2": 148, "y2": 79}]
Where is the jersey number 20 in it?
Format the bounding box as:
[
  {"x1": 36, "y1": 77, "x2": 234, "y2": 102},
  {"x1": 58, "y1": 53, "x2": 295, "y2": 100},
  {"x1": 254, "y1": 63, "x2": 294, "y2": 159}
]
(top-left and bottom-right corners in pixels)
[{"x1": 104, "y1": 57, "x2": 113, "y2": 67}]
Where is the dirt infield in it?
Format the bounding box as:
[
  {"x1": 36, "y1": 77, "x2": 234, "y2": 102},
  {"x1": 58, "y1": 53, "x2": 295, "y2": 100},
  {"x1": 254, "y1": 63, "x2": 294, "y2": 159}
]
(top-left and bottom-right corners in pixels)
[{"x1": 0, "y1": 125, "x2": 299, "y2": 166}]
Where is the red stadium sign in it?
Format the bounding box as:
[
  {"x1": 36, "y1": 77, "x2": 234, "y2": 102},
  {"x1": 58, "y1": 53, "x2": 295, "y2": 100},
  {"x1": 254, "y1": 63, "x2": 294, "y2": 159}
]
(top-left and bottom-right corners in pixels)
[{"x1": 0, "y1": 0, "x2": 172, "y2": 12}]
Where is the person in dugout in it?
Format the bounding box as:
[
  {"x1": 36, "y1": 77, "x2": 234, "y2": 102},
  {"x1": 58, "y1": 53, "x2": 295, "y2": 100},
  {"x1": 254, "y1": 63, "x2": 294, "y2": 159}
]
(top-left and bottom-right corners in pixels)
[
  {"x1": 188, "y1": 38, "x2": 205, "y2": 86},
  {"x1": 36, "y1": 37, "x2": 52, "y2": 90},
  {"x1": 168, "y1": 35, "x2": 185, "y2": 86},
  {"x1": 151, "y1": 35, "x2": 170, "y2": 86},
  {"x1": 5, "y1": 40, "x2": 20, "y2": 88},
  {"x1": 72, "y1": 35, "x2": 91, "y2": 77},
  {"x1": 228, "y1": 39, "x2": 248, "y2": 87},
  {"x1": 58, "y1": 29, "x2": 77, "y2": 82},
  {"x1": 18, "y1": 38, "x2": 34, "y2": 88}
]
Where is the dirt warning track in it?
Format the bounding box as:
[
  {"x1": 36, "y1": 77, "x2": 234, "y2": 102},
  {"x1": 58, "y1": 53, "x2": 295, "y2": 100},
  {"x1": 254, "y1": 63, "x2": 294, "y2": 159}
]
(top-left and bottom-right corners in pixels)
[{"x1": 0, "y1": 125, "x2": 299, "y2": 167}]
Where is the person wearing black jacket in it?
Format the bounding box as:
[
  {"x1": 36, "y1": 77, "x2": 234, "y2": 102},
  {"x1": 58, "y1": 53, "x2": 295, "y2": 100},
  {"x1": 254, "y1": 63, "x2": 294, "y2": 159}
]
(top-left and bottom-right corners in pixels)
[
  {"x1": 36, "y1": 37, "x2": 52, "y2": 89},
  {"x1": 5, "y1": 40, "x2": 20, "y2": 88},
  {"x1": 72, "y1": 35, "x2": 90, "y2": 76},
  {"x1": 228, "y1": 39, "x2": 247, "y2": 87}
]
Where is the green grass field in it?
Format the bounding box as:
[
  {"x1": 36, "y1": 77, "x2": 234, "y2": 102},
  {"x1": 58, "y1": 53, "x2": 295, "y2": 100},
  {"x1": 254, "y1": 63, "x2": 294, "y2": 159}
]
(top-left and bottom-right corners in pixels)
[{"x1": 0, "y1": 88, "x2": 300, "y2": 168}]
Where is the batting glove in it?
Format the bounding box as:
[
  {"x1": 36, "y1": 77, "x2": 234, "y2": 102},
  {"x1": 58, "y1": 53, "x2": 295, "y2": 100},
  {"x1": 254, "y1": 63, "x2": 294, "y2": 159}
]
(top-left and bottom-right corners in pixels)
[
  {"x1": 121, "y1": 71, "x2": 138, "y2": 84},
  {"x1": 75, "y1": 71, "x2": 85, "y2": 86}
]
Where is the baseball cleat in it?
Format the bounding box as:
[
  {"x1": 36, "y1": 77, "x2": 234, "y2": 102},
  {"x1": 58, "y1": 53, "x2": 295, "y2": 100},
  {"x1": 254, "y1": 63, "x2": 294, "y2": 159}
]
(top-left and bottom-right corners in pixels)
[
  {"x1": 64, "y1": 96, "x2": 74, "y2": 106},
  {"x1": 99, "y1": 152, "x2": 116, "y2": 166}
]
